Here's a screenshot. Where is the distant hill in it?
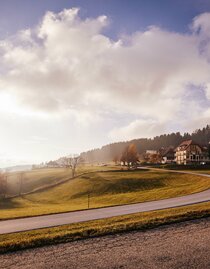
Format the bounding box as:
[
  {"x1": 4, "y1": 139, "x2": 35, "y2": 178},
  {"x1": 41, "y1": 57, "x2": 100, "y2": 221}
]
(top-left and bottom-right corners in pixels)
[
  {"x1": 80, "y1": 125, "x2": 210, "y2": 162},
  {"x1": 1, "y1": 164, "x2": 33, "y2": 173}
]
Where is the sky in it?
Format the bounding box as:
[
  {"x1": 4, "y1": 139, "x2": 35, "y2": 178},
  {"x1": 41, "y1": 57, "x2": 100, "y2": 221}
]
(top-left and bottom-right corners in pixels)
[{"x1": 1, "y1": 0, "x2": 210, "y2": 167}]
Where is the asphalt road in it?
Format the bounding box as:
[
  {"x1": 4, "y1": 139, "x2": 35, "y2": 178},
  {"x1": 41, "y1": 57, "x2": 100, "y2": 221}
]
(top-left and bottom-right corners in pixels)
[
  {"x1": 1, "y1": 217, "x2": 210, "y2": 269},
  {"x1": 0, "y1": 187, "x2": 210, "y2": 234}
]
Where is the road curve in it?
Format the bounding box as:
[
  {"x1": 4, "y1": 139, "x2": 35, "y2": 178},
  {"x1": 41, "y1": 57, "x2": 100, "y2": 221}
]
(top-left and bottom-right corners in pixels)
[{"x1": 0, "y1": 187, "x2": 210, "y2": 235}]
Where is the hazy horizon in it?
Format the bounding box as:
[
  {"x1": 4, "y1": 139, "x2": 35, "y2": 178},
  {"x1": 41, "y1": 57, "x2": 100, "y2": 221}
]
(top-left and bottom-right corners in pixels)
[{"x1": 1, "y1": 0, "x2": 210, "y2": 167}]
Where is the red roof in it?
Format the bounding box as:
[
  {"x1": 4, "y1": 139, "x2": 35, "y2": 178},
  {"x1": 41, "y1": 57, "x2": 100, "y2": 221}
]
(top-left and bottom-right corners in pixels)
[{"x1": 176, "y1": 140, "x2": 202, "y2": 151}]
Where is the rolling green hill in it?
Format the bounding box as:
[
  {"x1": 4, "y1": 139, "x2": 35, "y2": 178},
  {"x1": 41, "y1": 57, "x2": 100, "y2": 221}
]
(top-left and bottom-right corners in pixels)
[
  {"x1": 1, "y1": 168, "x2": 210, "y2": 220},
  {"x1": 6, "y1": 168, "x2": 72, "y2": 196},
  {"x1": 5, "y1": 165, "x2": 114, "y2": 196}
]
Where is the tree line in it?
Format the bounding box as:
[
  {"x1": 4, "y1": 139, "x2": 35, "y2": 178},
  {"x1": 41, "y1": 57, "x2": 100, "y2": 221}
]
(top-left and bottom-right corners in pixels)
[{"x1": 80, "y1": 125, "x2": 210, "y2": 163}]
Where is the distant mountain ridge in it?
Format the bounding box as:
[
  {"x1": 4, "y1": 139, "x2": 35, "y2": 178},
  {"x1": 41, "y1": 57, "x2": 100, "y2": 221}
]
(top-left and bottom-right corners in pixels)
[
  {"x1": 80, "y1": 125, "x2": 210, "y2": 163},
  {"x1": 1, "y1": 165, "x2": 32, "y2": 173}
]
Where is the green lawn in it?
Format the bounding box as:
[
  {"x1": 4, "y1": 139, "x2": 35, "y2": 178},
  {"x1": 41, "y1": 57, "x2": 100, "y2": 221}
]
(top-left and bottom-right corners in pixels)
[{"x1": 1, "y1": 169, "x2": 210, "y2": 220}]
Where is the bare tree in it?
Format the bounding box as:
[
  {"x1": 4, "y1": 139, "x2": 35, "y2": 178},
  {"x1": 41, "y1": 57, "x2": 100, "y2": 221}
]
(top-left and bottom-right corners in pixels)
[
  {"x1": 113, "y1": 155, "x2": 119, "y2": 165},
  {"x1": 0, "y1": 172, "x2": 7, "y2": 199},
  {"x1": 19, "y1": 172, "x2": 24, "y2": 196},
  {"x1": 61, "y1": 155, "x2": 83, "y2": 178}
]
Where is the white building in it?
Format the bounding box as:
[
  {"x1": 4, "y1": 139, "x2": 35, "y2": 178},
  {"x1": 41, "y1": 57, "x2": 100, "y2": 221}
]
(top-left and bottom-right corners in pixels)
[{"x1": 175, "y1": 140, "x2": 209, "y2": 165}]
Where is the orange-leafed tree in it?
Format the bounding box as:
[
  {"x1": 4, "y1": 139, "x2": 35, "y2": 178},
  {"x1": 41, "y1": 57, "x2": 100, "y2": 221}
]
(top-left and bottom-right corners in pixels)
[
  {"x1": 120, "y1": 144, "x2": 139, "y2": 169},
  {"x1": 149, "y1": 153, "x2": 162, "y2": 164}
]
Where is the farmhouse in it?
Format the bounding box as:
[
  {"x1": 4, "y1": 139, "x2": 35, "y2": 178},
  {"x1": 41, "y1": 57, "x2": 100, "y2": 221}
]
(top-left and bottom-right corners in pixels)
[
  {"x1": 142, "y1": 150, "x2": 160, "y2": 163},
  {"x1": 175, "y1": 140, "x2": 209, "y2": 165},
  {"x1": 160, "y1": 147, "x2": 175, "y2": 164}
]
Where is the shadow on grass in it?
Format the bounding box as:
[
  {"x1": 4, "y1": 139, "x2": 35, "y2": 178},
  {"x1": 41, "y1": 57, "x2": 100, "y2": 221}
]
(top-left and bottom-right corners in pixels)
[
  {"x1": 0, "y1": 198, "x2": 22, "y2": 209},
  {"x1": 102, "y1": 168, "x2": 150, "y2": 173}
]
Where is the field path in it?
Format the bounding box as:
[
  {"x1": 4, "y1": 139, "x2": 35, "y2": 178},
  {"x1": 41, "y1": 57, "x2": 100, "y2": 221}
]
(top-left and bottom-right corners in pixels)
[{"x1": 0, "y1": 167, "x2": 210, "y2": 234}]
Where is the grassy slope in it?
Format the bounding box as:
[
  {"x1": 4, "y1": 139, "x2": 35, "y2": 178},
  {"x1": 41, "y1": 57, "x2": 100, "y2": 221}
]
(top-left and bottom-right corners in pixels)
[
  {"x1": 182, "y1": 170, "x2": 210, "y2": 175},
  {"x1": 1, "y1": 169, "x2": 210, "y2": 220},
  {"x1": 1, "y1": 201, "x2": 210, "y2": 254},
  {"x1": 5, "y1": 165, "x2": 115, "y2": 196},
  {"x1": 6, "y1": 168, "x2": 72, "y2": 196}
]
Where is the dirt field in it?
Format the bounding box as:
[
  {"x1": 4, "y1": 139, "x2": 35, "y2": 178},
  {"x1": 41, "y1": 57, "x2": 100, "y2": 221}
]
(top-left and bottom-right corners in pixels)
[{"x1": 1, "y1": 218, "x2": 210, "y2": 269}]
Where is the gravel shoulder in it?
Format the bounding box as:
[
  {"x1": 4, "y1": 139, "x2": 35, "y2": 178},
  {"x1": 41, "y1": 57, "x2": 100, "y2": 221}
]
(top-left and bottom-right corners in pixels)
[{"x1": 1, "y1": 217, "x2": 210, "y2": 269}]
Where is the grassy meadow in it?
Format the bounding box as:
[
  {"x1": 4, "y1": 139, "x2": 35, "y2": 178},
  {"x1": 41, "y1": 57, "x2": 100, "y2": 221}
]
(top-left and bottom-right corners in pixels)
[
  {"x1": 182, "y1": 170, "x2": 210, "y2": 175},
  {"x1": 5, "y1": 168, "x2": 71, "y2": 196},
  {"x1": 1, "y1": 168, "x2": 210, "y2": 220},
  {"x1": 1, "y1": 201, "x2": 210, "y2": 253},
  {"x1": 4, "y1": 165, "x2": 115, "y2": 196}
]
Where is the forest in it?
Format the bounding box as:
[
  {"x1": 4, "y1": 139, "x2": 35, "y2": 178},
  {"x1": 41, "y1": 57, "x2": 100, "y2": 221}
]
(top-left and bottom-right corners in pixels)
[{"x1": 80, "y1": 125, "x2": 210, "y2": 163}]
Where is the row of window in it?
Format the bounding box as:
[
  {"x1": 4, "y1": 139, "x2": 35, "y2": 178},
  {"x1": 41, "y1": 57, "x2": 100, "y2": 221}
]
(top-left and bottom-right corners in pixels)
[{"x1": 176, "y1": 155, "x2": 208, "y2": 161}]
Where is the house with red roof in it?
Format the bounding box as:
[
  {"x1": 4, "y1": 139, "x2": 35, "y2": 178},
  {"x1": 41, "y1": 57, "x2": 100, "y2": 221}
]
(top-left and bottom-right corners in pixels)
[{"x1": 175, "y1": 140, "x2": 209, "y2": 165}]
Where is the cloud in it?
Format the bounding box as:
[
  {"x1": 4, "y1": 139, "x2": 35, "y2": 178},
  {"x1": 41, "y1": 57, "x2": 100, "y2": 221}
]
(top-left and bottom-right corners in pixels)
[
  {"x1": 0, "y1": 9, "x2": 210, "y2": 142},
  {"x1": 109, "y1": 119, "x2": 166, "y2": 141},
  {"x1": 192, "y1": 12, "x2": 210, "y2": 38}
]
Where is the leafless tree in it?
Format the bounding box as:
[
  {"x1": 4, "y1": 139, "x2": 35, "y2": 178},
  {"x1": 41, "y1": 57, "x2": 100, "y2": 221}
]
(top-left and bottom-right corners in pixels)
[
  {"x1": 61, "y1": 155, "x2": 83, "y2": 178},
  {"x1": 0, "y1": 172, "x2": 7, "y2": 199},
  {"x1": 19, "y1": 172, "x2": 24, "y2": 196},
  {"x1": 113, "y1": 155, "x2": 119, "y2": 165}
]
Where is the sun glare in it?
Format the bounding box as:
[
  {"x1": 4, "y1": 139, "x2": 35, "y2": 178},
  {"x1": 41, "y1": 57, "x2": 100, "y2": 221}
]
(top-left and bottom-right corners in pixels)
[
  {"x1": 0, "y1": 92, "x2": 49, "y2": 118},
  {"x1": 0, "y1": 92, "x2": 17, "y2": 113}
]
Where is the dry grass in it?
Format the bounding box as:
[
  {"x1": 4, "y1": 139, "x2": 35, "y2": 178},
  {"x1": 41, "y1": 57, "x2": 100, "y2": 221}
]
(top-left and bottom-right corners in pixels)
[
  {"x1": 0, "y1": 201, "x2": 210, "y2": 254},
  {"x1": 5, "y1": 165, "x2": 115, "y2": 196},
  {"x1": 1, "y1": 169, "x2": 210, "y2": 220}
]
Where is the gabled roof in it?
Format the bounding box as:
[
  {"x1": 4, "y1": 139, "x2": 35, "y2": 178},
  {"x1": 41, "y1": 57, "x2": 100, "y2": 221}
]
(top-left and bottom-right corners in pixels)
[
  {"x1": 176, "y1": 140, "x2": 202, "y2": 151},
  {"x1": 160, "y1": 146, "x2": 175, "y2": 157}
]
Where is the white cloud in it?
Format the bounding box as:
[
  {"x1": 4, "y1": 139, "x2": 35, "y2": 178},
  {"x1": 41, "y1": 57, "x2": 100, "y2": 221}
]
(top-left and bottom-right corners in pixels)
[
  {"x1": 109, "y1": 119, "x2": 166, "y2": 141},
  {"x1": 192, "y1": 12, "x2": 210, "y2": 38},
  {"x1": 0, "y1": 9, "x2": 210, "y2": 162},
  {"x1": 0, "y1": 9, "x2": 209, "y2": 117}
]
